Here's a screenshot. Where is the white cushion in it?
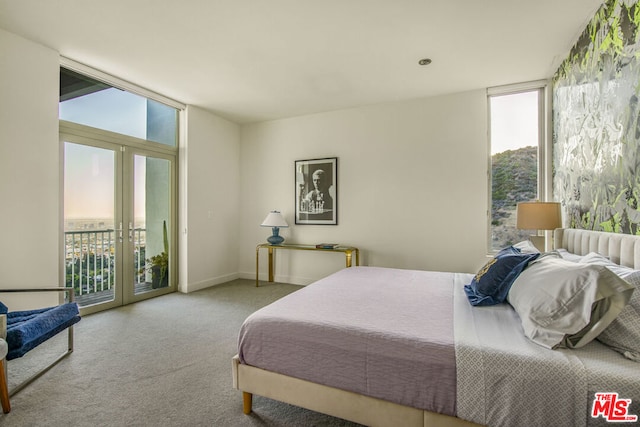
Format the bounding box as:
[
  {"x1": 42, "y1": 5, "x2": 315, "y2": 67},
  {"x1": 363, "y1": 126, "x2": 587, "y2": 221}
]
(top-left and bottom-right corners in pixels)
[
  {"x1": 576, "y1": 252, "x2": 640, "y2": 361},
  {"x1": 555, "y1": 248, "x2": 584, "y2": 262},
  {"x1": 513, "y1": 240, "x2": 540, "y2": 254},
  {"x1": 507, "y1": 256, "x2": 634, "y2": 349}
]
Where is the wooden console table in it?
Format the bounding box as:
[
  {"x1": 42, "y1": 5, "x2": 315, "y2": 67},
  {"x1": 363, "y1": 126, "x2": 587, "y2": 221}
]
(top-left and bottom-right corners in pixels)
[{"x1": 255, "y1": 243, "x2": 360, "y2": 287}]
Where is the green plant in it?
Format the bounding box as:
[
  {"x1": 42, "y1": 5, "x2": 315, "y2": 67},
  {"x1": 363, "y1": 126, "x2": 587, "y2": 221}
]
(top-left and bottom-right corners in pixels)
[{"x1": 146, "y1": 220, "x2": 169, "y2": 288}]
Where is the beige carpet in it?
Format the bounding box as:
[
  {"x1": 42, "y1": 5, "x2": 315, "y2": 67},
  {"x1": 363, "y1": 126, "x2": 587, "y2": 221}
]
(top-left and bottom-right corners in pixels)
[{"x1": 1, "y1": 280, "x2": 363, "y2": 427}]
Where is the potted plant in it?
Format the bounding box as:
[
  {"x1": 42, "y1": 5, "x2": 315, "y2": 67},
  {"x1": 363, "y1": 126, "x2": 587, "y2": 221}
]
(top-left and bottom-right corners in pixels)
[{"x1": 146, "y1": 220, "x2": 169, "y2": 288}]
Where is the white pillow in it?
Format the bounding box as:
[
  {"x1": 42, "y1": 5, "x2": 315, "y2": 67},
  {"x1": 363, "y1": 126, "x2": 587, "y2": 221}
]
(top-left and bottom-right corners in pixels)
[
  {"x1": 513, "y1": 240, "x2": 540, "y2": 254},
  {"x1": 597, "y1": 270, "x2": 640, "y2": 361},
  {"x1": 576, "y1": 253, "x2": 640, "y2": 361},
  {"x1": 507, "y1": 256, "x2": 634, "y2": 349},
  {"x1": 555, "y1": 248, "x2": 584, "y2": 262},
  {"x1": 578, "y1": 251, "x2": 633, "y2": 275}
]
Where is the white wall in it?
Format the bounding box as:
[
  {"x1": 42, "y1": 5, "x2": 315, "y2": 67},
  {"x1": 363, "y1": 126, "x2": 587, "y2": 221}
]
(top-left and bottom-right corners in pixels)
[
  {"x1": 181, "y1": 106, "x2": 241, "y2": 292},
  {"x1": 1, "y1": 27, "x2": 490, "y2": 298},
  {"x1": 239, "y1": 91, "x2": 490, "y2": 285},
  {"x1": 0, "y1": 29, "x2": 242, "y2": 303},
  {"x1": 0, "y1": 29, "x2": 60, "y2": 309}
]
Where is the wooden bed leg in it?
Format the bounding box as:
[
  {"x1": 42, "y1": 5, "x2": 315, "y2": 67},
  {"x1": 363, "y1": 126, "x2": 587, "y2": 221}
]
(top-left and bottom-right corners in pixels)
[
  {"x1": 0, "y1": 359, "x2": 10, "y2": 414},
  {"x1": 243, "y1": 392, "x2": 253, "y2": 414}
]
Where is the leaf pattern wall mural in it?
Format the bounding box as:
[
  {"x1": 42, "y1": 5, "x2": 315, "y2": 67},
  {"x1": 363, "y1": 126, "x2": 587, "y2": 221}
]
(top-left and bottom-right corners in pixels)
[{"x1": 553, "y1": 0, "x2": 640, "y2": 234}]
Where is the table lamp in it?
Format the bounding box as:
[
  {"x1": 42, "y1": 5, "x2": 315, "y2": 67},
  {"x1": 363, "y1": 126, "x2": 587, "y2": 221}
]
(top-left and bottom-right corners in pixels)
[
  {"x1": 516, "y1": 201, "x2": 562, "y2": 251},
  {"x1": 261, "y1": 210, "x2": 289, "y2": 245}
]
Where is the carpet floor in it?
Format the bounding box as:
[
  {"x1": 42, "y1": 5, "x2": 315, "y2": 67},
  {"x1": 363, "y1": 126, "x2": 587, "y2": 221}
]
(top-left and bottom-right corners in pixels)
[{"x1": 1, "y1": 280, "x2": 363, "y2": 427}]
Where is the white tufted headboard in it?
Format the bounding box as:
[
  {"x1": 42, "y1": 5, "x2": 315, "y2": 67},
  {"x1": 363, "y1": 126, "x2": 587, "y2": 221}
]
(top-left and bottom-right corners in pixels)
[{"x1": 554, "y1": 228, "x2": 640, "y2": 269}]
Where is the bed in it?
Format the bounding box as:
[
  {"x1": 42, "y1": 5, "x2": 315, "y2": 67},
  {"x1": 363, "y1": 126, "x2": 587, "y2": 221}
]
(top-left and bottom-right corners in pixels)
[{"x1": 232, "y1": 228, "x2": 640, "y2": 427}]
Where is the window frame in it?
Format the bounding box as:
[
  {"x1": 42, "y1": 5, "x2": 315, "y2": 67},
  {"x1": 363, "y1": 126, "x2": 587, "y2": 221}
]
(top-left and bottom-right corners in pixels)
[
  {"x1": 61, "y1": 57, "x2": 185, "y2": 111},
  {"x1": 487, "y1": 80, "x2": 552, "y2": 253},
  {"x1": 59, "y1": 59, "x2": 184, "y2": 315}
]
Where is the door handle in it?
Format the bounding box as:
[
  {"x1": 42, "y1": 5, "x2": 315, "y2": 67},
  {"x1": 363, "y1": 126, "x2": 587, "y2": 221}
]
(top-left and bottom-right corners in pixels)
[{"x1": 128, "y1": 222, "x2": 133, "y2": 242}]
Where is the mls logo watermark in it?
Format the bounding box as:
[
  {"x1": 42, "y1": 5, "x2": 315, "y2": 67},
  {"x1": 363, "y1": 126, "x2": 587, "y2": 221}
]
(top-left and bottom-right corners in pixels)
[{"x1": 591, "y1": 392, "x2": 638, "y2": 423}]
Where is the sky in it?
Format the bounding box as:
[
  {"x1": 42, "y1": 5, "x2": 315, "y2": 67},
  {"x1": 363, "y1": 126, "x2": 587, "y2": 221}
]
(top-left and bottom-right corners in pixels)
[
  {"x1": 490, "y1": 90, "x2": 539, "y2": 154},
  {"x1": 61, "y1": 89, "x2": 147, "y2": 221},
  {"x1": 63, "y1": 143, "x2": 147, "y2": 222},
  {"x1": 63, "y1": 142, "x2": 115, "y2": 220},
  {"x1": 60, "y1": 88, "x2": 147, "y2": 138}
]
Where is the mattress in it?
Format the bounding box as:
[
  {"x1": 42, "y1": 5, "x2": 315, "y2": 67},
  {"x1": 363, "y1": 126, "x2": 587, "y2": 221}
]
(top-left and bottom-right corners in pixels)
[{"x1": 238, "y1": 266, "x2": 465, "y2": 416}]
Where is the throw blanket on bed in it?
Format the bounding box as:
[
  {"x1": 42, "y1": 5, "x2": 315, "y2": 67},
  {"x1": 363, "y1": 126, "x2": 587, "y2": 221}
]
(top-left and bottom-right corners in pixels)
[
  {"x1": 575, "y1": 342, "x2": 640, "y2": 427},
  {"x1": 455, "y1": 273, "x2": 640, "y2": 427},
  {"x1": 239, "y1": 266, "x2": 459, "y2": 415},
  {"x1": 454, "y1": 273, "x2": 591, "y2": 427}
]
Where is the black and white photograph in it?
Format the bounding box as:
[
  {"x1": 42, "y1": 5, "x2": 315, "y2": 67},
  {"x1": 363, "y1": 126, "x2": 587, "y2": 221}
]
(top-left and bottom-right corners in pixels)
[{"x1": 295, "y1": 157, "x2": 337, "y2": 225}]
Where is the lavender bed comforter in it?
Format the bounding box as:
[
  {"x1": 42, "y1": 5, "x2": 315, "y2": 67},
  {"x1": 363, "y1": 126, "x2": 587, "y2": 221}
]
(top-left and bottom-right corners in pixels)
[{"x1": 238, "y1": 266, "x2": 469, "y2": 416}]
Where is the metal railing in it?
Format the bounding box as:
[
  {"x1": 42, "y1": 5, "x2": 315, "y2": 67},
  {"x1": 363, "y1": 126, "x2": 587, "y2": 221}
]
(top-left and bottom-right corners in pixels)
[{"x1": 64, "y1": 228, "x2": 146, "y2": 296}]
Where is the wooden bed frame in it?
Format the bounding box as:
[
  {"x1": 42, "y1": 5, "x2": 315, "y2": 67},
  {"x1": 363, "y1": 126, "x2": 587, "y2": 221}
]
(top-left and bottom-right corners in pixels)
[{"x1": 232, "y1": 228, "x2": 640, "y2": 427}]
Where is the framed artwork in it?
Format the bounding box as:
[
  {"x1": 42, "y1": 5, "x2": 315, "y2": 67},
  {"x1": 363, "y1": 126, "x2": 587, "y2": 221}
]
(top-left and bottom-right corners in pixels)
[{"x1": 295, "y1": 157, "x2": 337, "y2": 225}]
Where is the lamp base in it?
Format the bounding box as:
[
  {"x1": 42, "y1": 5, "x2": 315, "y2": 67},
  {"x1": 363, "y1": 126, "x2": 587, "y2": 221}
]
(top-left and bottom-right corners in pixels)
[
  {"x1": 267, "y1": 227, "x2": 285, "y2": 245},
  {"x1": 529, "y1": 235, "x2": 544, "y2": 251}
]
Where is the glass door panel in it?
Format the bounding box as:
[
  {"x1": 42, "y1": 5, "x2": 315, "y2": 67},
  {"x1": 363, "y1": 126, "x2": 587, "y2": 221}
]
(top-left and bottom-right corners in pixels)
[
  {"x1": 62, "y1": 125, "x2": 176, "y2": 314},
  {"x1": 64, "y1": 142, "x2": 121, "y2": 309},
  {"x1": 133, "y1": 154, "x2": 171, "y2": 296}
]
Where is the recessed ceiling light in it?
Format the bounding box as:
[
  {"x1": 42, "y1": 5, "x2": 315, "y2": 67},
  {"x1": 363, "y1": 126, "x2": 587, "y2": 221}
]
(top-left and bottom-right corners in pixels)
[{"x1": 418, "y1": 58, "x2": 432, "y2": 66}]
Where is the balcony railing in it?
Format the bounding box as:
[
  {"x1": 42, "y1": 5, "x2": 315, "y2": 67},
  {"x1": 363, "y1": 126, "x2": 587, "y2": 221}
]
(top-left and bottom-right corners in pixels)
[{"x1": 64, "y1": 228, "x2": 149, "y2": 304}]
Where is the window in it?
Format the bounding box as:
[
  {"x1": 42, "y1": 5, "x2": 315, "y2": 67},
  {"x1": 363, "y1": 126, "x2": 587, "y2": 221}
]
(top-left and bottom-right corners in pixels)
[
  {"x1": 59, "y1": 60, "x2": 182, "y2": 314},
  {"x1": 60, "y1": 67, "x2": 178, "y2": 146},
  {"x1": 488, "y1": 83, "x2": 547, "y2": 252}
]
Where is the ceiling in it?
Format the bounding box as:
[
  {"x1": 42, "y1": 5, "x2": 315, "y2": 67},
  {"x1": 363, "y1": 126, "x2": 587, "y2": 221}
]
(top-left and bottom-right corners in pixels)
[{"x1": 0, "y1": 0, "x2": 603, "y2": 124}]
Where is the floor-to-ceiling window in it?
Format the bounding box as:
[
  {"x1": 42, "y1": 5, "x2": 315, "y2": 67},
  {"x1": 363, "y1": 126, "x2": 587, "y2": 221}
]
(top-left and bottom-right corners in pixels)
[
  {"x1": 488, "y1": 82, "x2": 548, "y2": 252},
  {"x1": 60, "y1": 62, "x2": 182, "y2": 315}
]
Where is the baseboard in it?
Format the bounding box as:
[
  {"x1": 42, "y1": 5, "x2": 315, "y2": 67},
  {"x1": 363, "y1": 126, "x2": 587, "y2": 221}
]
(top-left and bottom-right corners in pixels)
[{"x1": 183, "y1": 272, "x2": 240, "y2": 293}]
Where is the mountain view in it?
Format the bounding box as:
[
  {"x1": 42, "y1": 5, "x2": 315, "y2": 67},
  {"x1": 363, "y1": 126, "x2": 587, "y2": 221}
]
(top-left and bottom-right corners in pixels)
[{"x1": 491, "y1": 146, "x2": 538, "y2": 249}]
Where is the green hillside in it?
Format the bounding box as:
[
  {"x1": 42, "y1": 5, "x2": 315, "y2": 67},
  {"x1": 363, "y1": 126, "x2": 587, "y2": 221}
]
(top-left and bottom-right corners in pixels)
[{"x1": 491, "y1": 146, "x2": 537, "y2": 248}]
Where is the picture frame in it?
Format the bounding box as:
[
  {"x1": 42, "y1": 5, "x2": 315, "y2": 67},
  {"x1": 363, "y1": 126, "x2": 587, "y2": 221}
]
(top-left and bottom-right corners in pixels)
[{"x1": 295, "y1": 157, "x2": 338, "y2": 225}]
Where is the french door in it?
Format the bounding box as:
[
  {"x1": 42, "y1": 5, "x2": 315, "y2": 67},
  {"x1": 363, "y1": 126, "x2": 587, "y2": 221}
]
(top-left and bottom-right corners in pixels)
[{"x1": 62, "y1": 123, "x2": 176, "y2": 315}]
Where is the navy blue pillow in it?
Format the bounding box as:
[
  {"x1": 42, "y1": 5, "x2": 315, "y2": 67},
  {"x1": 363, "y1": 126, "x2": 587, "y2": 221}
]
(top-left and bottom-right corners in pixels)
[{"x1": 464, "y1": 246, "x2": 539, "y2": 306}]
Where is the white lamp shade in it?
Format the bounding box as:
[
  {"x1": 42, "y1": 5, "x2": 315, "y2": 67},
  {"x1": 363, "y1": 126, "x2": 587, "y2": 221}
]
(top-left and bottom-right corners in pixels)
[
  {"x1": 261, "y1": 211, "x2": 289, "y2": 228},
  {"x1": 516, "y1": 202, "x2": 562, "y2": 230}
]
